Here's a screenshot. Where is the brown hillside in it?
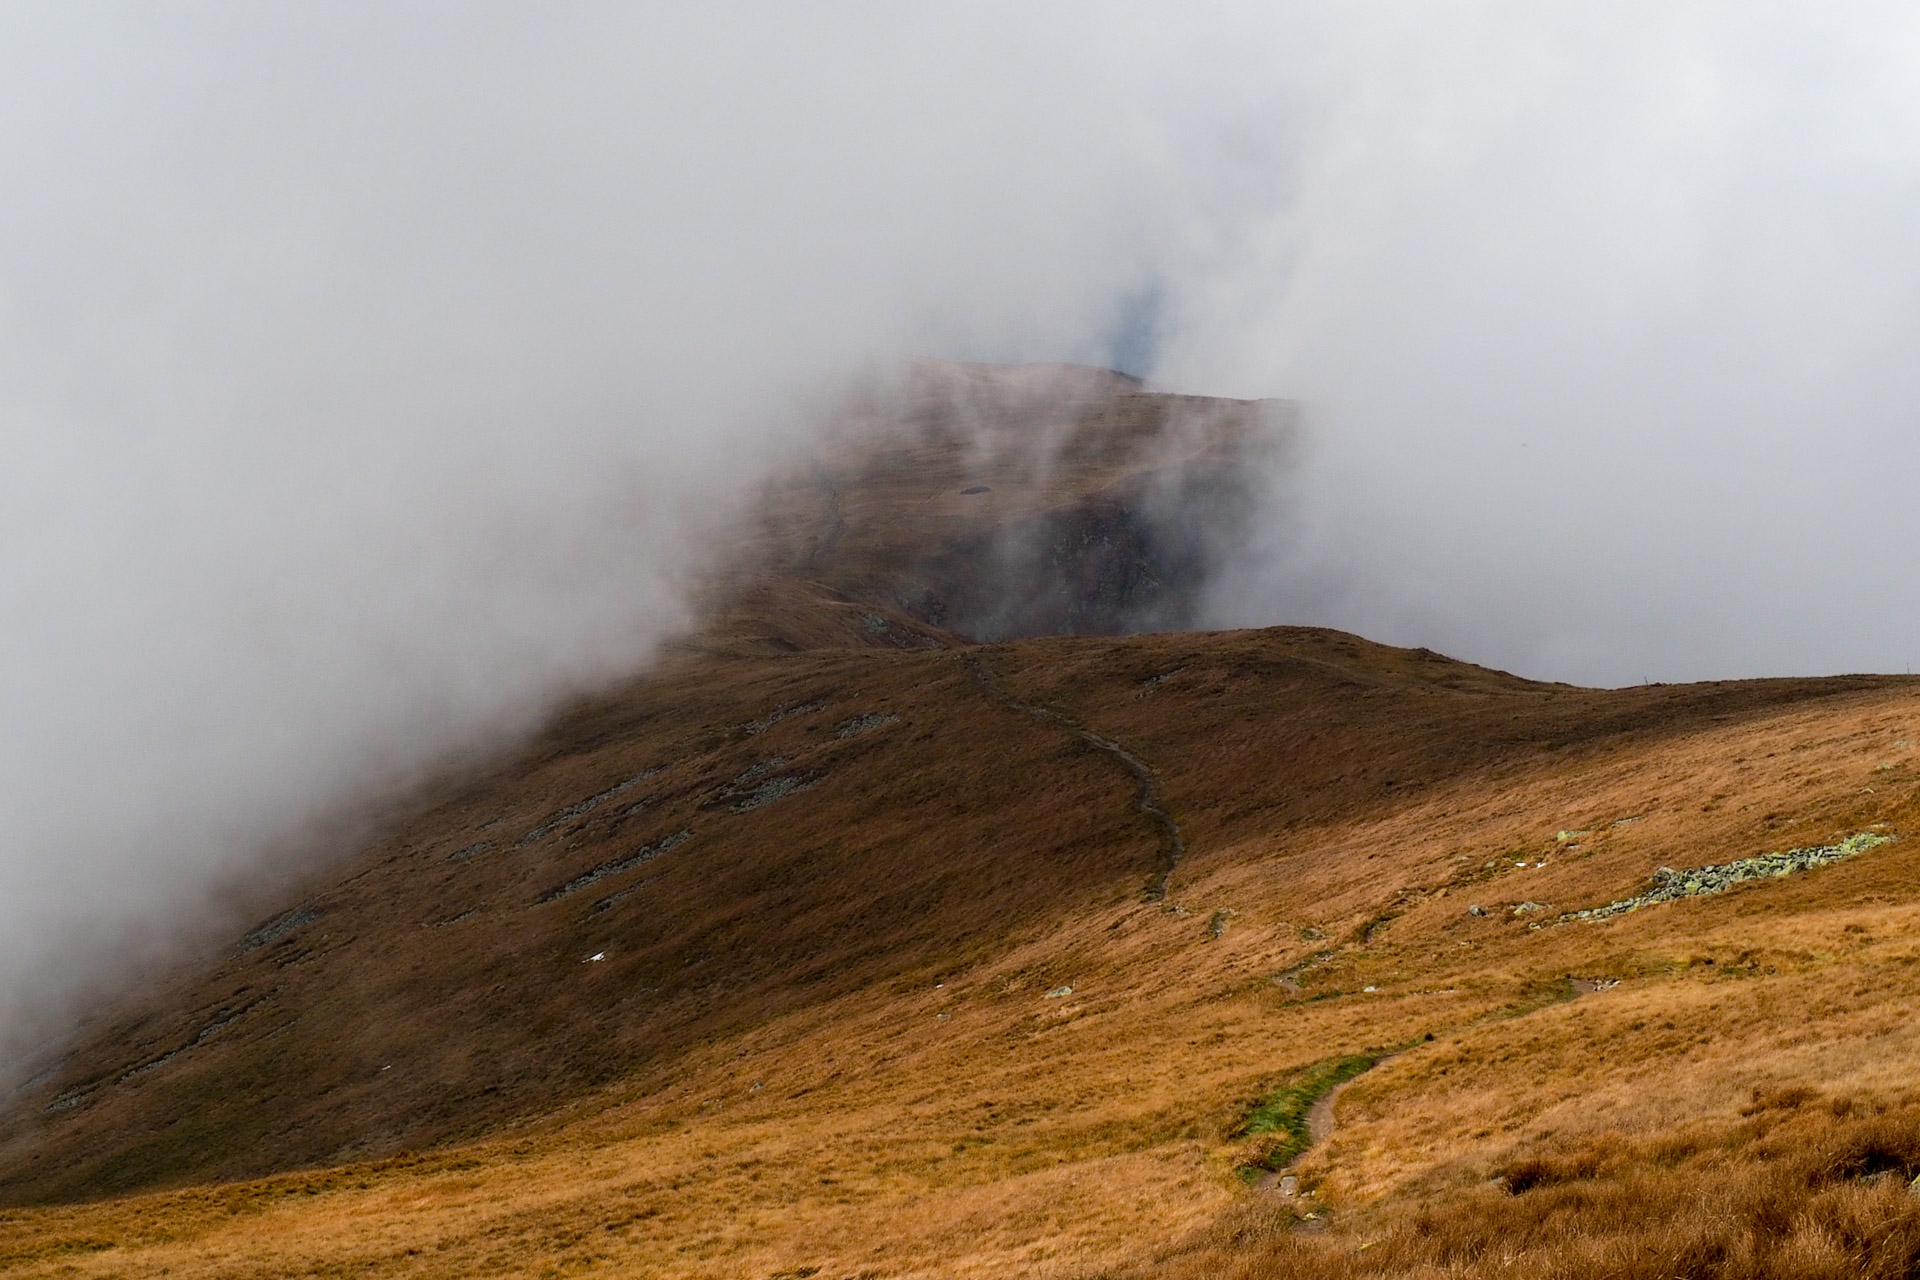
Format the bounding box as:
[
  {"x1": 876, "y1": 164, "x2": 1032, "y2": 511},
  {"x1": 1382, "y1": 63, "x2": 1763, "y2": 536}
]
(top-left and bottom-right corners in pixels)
[
  {"x1": 4, "y1": 365, "x2": 1920, "y2": 1278},
  {"x1": 717, "y1": 360, "x2": 1288, "y2": 646}
]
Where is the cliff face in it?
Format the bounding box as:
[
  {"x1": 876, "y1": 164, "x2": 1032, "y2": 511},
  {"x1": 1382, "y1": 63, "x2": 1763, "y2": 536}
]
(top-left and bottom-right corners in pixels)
[{"x1": 913, "y1": 451, "x2": 1257, "y2": 639}]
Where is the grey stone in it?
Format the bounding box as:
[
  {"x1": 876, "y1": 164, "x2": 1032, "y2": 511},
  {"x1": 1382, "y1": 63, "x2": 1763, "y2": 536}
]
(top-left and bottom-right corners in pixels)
[{"x1": 1562, "y1": 833, "x2": 1894, "y2": 924}]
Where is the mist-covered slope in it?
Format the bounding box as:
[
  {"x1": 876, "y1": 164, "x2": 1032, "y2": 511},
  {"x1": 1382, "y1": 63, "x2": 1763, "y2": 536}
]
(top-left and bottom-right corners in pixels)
[
  {"x1": 716, "y1": 360, "x2": 1289, "y2": 646},
  {"x1": 0, "y1": 364, "x2": 1288, "y2": 1198},
  {"x1": 5, "y1": 369, "x2": 1920, "y2": 1280}
]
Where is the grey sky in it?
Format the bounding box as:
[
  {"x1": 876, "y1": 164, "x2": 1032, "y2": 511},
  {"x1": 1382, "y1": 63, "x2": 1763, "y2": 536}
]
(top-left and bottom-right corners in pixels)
[{"x1": 1170, "y1": 6, "x2": 1920, "y2": 686}]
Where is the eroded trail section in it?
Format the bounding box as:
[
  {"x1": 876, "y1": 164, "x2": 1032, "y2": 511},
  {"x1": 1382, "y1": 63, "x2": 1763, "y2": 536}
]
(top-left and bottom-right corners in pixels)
[
  {"x1": 1305, "y1": 1073, "x2": 1360, "y2": 1148},
  {"x1": 966, "y1": 652, "x2": 1185, "y2": 899}
]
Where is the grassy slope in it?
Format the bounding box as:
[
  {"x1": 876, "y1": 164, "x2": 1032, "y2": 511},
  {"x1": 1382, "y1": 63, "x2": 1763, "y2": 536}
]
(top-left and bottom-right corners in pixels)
[
  {"x1": 6, "y1": 368, "x2": 1920, "y2": 1276},
  {"x1": 3, "y1": 623, "x2": 1919, "y2": 1277}
]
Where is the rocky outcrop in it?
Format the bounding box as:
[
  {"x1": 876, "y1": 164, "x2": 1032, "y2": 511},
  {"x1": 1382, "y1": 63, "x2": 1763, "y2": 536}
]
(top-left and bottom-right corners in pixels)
[
  {"x1": 1562, "y1": 832, "x2": 1892, "y2": 922},
  {"x1": 911, "y1": 456, "x2": 1256, "y2": 640}
]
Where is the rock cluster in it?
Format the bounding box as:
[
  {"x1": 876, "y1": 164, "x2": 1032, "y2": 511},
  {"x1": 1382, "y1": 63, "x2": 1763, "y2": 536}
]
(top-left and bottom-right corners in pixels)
[{"x1": 1561, "y1": 832, "x2": 1892, "y2": 923}]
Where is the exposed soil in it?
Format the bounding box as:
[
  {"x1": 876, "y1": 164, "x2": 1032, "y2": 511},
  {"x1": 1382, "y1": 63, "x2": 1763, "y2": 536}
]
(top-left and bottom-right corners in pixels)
[{"x1": 1305, "y1": 1072, "x2": 1359, "y2": 1149}]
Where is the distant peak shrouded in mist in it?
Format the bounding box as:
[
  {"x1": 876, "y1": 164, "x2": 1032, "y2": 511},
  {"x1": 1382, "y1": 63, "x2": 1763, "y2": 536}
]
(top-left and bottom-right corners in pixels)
[
  {"x1": 7, "y1": 6, "x2": 1920, "y2": 1059},
  {"x1": 727, "y1": 360, "x2": 1294, "y2": 646}
]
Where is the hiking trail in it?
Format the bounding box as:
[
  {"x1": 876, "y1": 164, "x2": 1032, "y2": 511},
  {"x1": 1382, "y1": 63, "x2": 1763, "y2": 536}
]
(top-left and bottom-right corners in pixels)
[{"x1": 966, "y1": 652, "x2": 1185, "y2": 899}]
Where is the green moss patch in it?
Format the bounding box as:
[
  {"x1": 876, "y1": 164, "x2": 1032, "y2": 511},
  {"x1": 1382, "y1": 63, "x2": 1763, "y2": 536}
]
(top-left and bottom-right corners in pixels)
[{"x1": 1234, "y1": 1052, "x2": 1384, "y2": 1176}]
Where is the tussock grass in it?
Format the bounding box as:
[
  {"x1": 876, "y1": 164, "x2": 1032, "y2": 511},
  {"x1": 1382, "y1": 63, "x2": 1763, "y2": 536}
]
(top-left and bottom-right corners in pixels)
[{"x1": 1150, "y1": 1096, "x2": 1920, "y2": 1279}]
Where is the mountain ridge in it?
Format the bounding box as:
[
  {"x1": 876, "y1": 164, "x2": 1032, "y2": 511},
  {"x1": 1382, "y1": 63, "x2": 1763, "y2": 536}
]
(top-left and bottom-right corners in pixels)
[{"x1": 5, "y1": 365, "x2": 1920, "y2": 1279}]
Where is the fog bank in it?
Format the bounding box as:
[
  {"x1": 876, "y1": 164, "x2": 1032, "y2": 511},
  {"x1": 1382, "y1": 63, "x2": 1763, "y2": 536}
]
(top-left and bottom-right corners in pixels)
[
  {"x1": 1167, "y1": 6, "x2": 1920, "y2": 685},
  {"x1": 0, "y1": 5, "x2": 1187, "y2": 1049},
  {"x1": 7, "y1": 4, "x2": 1920, "y2": 1049}
]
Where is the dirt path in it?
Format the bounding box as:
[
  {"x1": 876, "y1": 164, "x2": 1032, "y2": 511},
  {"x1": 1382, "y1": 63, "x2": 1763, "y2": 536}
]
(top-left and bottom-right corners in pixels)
[
  {"x1": 1305, "y1": 1076, "x2": 1358, "y2": 1148},
  {"x1": 966, "y1": 653, "x2": 1185, "y2": 899}
]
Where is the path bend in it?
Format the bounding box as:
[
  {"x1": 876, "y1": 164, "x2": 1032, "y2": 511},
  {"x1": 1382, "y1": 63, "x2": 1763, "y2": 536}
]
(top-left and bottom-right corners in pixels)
[{"x1": 965, "y1": 652, "x2": 1186, "y2": 899}]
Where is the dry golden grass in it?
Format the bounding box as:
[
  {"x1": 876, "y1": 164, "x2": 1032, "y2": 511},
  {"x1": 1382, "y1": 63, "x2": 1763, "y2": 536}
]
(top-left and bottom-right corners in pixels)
[
  {"x1": 2, "y1": 622, "x2": 1918, "y2": 1277},
  {"x1": 1144, "y1": 1099, "x2": 1920, "y2": 1279}
]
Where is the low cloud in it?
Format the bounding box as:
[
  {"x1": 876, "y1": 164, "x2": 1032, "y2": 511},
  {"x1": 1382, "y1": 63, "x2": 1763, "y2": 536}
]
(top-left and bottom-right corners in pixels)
[
  {"x1": 5, "y1": 5, "x2": 1920, "y2": 1053},
  {"x1": 0, "y1": 5, "x2": 1183, "y2": 1050},
  {"x1": 1167, "y1": 5, "x2": 1920, "y2": 685}
]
